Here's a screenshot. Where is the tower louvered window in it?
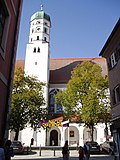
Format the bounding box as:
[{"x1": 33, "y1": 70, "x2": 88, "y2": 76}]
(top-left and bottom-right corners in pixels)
[
  {"x1": 38, "y1": 47, "x2": 40, "y2": 52},
  {"x1": 37, "y1": 36, "x2": 39, "y2": 40},
  {"x1": 33, "y1": 47, "x2": 36, "y2": 52}
]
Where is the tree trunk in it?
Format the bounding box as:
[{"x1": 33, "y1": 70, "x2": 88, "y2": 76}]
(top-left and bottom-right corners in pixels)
[
  {"x1": 14, "y1": 129, "x2": 19, "y2": 140},
  {"x1": 105, "y1": 121, "x2": 109, "y2": 141},
  {"x1": 91, "y1": 125, "x2": 94, "y2": 141}
]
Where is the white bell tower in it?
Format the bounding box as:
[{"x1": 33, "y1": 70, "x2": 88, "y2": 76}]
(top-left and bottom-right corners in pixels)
[{"x1": 24, "y1": 5, "x2": 51, "y2": 107}]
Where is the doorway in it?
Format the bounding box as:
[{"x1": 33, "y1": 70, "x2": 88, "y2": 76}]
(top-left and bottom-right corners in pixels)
[{"x1": 50, "y1": 130, "x2": 58, "y2": 146}]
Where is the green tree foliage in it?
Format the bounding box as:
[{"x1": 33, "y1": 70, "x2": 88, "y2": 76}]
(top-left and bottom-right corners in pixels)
[
  {"x1": 55, "y1": 61, "x2": 111, "y2": 141},
  {"x1": 10, "y1": 68, "x2": 47, "y2": 140}
]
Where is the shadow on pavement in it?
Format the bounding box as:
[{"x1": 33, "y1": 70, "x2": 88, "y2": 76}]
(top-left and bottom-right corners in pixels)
[
  {"x1": 14, "y1": 150, "x2": 37, "y2": 156},
  {"x1": 12, "y1": 155, "x2": 114, "y2": 160}
]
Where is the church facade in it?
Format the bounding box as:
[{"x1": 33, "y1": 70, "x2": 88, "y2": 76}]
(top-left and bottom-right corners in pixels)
[{"x1": 11, "y1": 7, "x2": 112, "y2": 147}]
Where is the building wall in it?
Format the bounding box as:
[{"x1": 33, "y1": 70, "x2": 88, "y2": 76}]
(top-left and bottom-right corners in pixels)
[
  {"x1": 99, "y1": 18, "x2": 120, "y2": 160},
  {"x1": 13, "y1": 122, "x2": 109, "y2": 147},
  {"x1": 105, "y1": 25, "x2": 120, "y2": 120},
  {"x1": 0, "y1": 0, "x2": 22, "y2": 141}
]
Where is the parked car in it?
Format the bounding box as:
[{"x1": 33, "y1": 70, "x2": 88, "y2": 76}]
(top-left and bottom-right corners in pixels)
[
  {"x1": 100, "y1": 141, "x2": 114, "y2": 155},
  {"x1": 86, "y1": 141, "x2": 100, "y2": 153},
  {"x1": 11, "y1": 141, "x2": 24, "y2": 154}
]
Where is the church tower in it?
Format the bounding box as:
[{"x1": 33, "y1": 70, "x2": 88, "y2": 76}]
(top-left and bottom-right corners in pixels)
[{"x1": 24, "y1": 5, "x2": 51, "y2": 107}]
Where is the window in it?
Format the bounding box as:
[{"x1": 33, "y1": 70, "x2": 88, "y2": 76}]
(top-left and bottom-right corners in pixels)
[
  {"x1": 33, "y1": 47, "x2": 36, "y2": 52},
  {"x1": 0, "y1": 0, "x2": 9, "y2": 57},
  {"x1": 49, "y1": 89, "x2": 63, "y2": 114},
  {"x1": 35, "y1": 62, "x2": 37, "y2": 65},
  {"x1": 111, "y1": 52, "x2": 117, "y2": 67},
  {"x1": 44, "y1": 37, "x2": 46, "y2": 41},
  {"x1": 38, "y1": 47, "x2": 40, "y2": 52},
  {"x1": 44, "y1": 27, "x2": 47, "y2": 33},
  {"x1": 108, "y1": 50, "x2": 120, "y2": 70},
  {"x1": 0, "y1": 5, "x2": 6, "y2": 44},
  {"x1": 37, "y1": 36, "x2": 39, "y2": 40},
  {"x1": 113, "y1": 85, "x2": 120, "y2": 105}
]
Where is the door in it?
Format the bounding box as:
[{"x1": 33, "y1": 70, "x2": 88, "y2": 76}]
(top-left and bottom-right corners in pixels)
[{"x1": 50, "y1": 130, "x2": 58, "y2": 146}]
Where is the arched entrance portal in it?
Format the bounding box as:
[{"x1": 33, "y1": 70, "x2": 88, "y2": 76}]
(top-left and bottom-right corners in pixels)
[
  {"x1": 65, "y1": 126, "x2": 79, "y2": 146},
  {"x1": 50, "y1": 130, "x2": 58, "y2": 146}
]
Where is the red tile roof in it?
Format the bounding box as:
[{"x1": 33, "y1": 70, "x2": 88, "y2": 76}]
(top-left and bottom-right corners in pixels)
[
  {"x1": 15, "y1": 57, "x2": 107, "y2": 84},
  {"x1": 15, "y1": 60, "x2": 25, "y2": 71},
  {"x1": 49, "y1": 58, "x2": 107, "y2": 84}
]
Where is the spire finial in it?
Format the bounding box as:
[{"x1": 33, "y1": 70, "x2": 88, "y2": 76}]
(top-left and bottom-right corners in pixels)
[{"x1": 41, "y1": 4, "x2": 43, "y2": 11}]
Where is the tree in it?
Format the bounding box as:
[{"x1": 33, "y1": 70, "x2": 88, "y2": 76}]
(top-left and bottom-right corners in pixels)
[
  {"x1": 10, "y1": 68, "x2": 47, "y2": 140},
  {"x1": 55, "y1": 61, "x2": 111, "y2": 141}
]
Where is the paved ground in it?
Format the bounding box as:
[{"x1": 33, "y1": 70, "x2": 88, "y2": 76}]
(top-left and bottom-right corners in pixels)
[{"x1": 11, "y1": 150, "x2": 115, "y2": 160}]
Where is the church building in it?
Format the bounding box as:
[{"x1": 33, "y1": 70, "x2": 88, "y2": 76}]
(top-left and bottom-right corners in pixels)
[{"x1": 12, "y1": 7, "x2": 111, "y2": 147}]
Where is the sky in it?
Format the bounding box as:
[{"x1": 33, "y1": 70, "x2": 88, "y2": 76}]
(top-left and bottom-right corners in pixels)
[{"x1": 16, "y1": 0, "x2": 120, "y2": 60}]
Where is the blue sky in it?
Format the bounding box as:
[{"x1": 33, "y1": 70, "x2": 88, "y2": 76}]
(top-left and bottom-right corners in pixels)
[{"x1": 16, "y1": 0, "x2": 120, "y2": 60}]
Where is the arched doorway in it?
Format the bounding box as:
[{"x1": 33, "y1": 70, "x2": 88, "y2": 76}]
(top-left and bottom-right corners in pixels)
[
  {"x1": 50, "y1": 130, "x2": 58, "y2": 146},
  {"x1": 65, "y1": 126, "x2": 79, "y2": 146}
]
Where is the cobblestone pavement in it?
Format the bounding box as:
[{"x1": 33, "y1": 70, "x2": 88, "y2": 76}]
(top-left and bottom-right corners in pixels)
[{"x1": 12, "y1": 150, "x2": 115, "y2": 160}]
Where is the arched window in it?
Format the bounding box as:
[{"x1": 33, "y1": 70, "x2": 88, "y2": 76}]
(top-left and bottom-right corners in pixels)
[
  {"x1": 49, "y1": 89, "x2": 63, "y2": 114},
  {"x1": 33, "y1": 47, "x2": 36, "y2": 53},
  {"x1": 37, "y1": 36, "x2": 39, "y2": 40},
  {"x1": 44, "y1": 27, "x2": 47, "y2": 33},
  {"x1": 44, "y1": 37, "x2": 46, "y2": 41},
  {"x1": 38, "y1": 47, "x2": 40, "y2": 53}
]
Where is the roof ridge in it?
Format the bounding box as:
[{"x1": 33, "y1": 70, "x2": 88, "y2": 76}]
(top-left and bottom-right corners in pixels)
[{"x1": 50, "y1": 57, "x2": 105, "y2": 60}]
